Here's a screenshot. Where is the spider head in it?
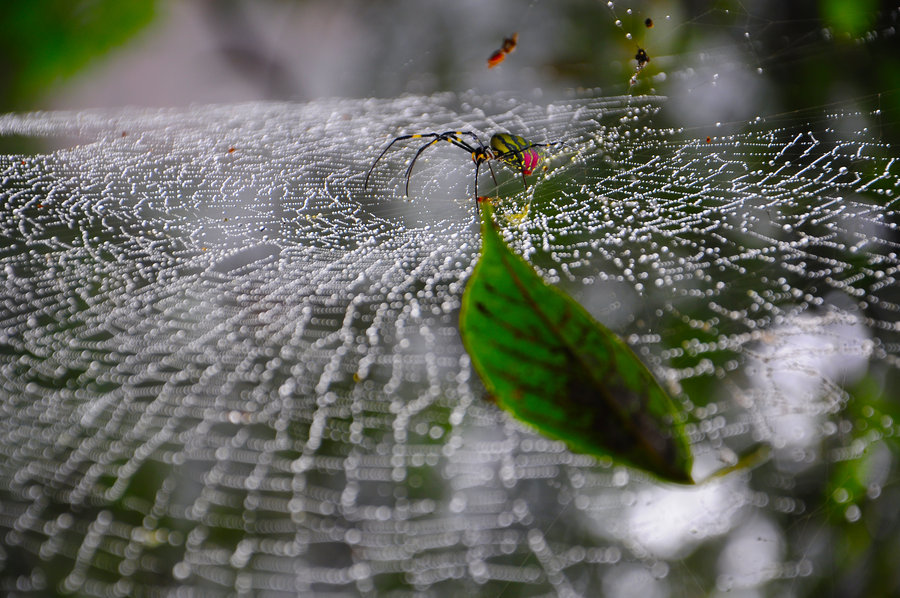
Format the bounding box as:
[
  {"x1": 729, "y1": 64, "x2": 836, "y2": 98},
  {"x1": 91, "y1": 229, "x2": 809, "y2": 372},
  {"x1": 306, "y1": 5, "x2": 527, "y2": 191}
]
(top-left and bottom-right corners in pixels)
[{"x1": 472, "y1": 147, "x2": 494, "y2": 165}]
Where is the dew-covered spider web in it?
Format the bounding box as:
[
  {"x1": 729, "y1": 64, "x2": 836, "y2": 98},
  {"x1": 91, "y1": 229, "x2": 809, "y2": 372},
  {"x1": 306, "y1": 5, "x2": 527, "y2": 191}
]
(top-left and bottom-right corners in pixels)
[{"x1": 1, "y1": 85, "x2": 899, "y2": 597}]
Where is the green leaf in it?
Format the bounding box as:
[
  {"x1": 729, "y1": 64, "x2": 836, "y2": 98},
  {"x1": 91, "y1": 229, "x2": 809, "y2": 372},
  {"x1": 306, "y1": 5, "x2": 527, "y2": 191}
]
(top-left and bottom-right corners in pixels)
[
  {"x1": 459, "y1": 200, "x2": 693, "y2": 483},
  {"x1": 0, "y1": 1, "x2": 157, "y2": 110}
]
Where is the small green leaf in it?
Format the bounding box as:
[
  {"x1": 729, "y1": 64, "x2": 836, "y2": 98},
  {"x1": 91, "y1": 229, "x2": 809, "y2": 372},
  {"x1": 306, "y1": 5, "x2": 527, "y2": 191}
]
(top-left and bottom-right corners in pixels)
[{"x1": 459, "y1": 200, "x2": 693, "y2": 483}]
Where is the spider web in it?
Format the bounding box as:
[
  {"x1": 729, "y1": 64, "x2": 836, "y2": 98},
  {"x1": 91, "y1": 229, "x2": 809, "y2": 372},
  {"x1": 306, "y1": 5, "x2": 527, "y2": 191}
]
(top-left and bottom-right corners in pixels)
[{"x1": 1, "y1": 83, "x2": 899, "y2": 597}]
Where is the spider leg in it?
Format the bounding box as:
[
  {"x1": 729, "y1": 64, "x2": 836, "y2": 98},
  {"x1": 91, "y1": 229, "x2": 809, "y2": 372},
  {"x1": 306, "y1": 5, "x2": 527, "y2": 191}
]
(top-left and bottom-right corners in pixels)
[
  {"x1": 404, "y1": 138, "x2": 444, "y2": 196},
  {"x1": 365, "y1": 131, "x2": 494, "y2": 212},
  {"x1": 438, "y1": 132, "x2": 480, "y2": 155},
  {"x1": 474, "y1": 161, "x2": 481, "y2": 219},
  {"x1": 503, "y1": 146, "x2": 530, "y2": 190},
  {"x1": 365, "y1": 133, "x2": 441, "y2": 190},
  {"x1": 405, "y1": 132, "x2": 483, "y2": 196},
  {"x1": 446, "y1": 131, "x2": 483, "y2": 150},
  {"x1": 494, "y1": 141, "x2": 557, "y2": 161},
  {"x1": 487, "y1": 161, "x2": 498, "y2": 186},
  {"x1": 441, "y1": 133, "x2": 496, "y2": 211}
]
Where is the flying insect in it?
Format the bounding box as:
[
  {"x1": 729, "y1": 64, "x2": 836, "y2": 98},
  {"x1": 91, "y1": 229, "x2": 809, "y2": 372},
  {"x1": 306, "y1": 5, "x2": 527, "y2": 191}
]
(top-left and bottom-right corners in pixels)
[{"x1": 487, "y1": 33, "x2": 519, "y2": 68}]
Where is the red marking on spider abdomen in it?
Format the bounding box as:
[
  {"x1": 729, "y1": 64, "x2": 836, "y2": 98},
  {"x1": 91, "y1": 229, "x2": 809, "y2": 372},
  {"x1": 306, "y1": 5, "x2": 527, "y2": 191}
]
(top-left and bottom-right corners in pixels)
[{"x1": 520, "y1": 148, "x2": 541, "y2": 175}]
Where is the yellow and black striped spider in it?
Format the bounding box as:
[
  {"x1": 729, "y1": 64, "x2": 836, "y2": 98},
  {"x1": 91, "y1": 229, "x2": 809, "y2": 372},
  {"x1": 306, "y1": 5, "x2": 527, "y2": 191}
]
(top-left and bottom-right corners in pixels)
[{"x1": 363, "y1": 131, "x2": 558, "y2": 215}]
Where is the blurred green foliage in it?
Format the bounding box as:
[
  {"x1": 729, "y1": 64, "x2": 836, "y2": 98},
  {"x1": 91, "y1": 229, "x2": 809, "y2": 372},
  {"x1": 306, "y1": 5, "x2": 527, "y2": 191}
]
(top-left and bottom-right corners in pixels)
[
  {"x1": 0, "y1": 0, "x2": 156, "y2": 111},
  {"x1": 820, "y1": 0, "x2": 879, "y2": 35}
]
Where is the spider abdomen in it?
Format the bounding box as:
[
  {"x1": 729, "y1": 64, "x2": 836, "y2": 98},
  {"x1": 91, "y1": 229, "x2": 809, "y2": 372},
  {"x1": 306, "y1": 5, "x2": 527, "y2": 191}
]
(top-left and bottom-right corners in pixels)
[{"x1": 490, "y1": 133, "x2": 543, "y2": 176}]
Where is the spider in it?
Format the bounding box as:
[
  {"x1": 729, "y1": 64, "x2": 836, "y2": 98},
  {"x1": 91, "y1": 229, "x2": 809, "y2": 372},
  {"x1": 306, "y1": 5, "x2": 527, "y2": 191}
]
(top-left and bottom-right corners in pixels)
[{"x1": 363, "y1": 131, "x2": 557, "y2": 215}]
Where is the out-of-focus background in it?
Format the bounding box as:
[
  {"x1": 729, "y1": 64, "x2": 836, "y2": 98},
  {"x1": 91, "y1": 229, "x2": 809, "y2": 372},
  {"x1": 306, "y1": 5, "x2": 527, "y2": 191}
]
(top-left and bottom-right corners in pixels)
[{"x1": 1, "y1": 0, "x2": 898, "y2": 126}]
